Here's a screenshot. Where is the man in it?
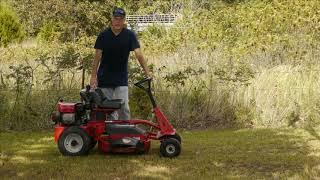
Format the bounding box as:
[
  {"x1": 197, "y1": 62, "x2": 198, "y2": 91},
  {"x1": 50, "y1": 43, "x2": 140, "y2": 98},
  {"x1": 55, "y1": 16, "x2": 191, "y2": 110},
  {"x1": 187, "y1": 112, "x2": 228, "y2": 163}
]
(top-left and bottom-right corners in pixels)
[{"x1": 90, "y1": 7, "x2": 151, "y2": 120}]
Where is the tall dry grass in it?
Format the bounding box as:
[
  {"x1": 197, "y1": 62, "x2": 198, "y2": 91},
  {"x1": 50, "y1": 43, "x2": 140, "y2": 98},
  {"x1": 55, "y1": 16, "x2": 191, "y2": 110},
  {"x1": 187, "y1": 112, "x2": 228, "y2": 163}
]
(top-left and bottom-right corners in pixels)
[{"x1": 147, "y1": 41, "x2": 320, "y2": 129}]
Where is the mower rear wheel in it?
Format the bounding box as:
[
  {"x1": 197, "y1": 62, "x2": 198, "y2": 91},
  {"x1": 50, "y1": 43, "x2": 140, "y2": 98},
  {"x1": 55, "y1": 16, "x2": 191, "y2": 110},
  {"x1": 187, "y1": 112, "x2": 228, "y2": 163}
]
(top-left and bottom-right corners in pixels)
[
  {"x1": 58, "y1": 126, "x2": 91, "y2": 156},
  {"x1": 160, "y1": 138, "x2": 181, "y2": 157}
]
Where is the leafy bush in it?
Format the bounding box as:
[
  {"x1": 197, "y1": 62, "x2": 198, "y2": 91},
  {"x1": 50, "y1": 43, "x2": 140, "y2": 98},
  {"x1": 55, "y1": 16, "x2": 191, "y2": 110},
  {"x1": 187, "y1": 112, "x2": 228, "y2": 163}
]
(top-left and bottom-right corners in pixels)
[
  {"x1": 37, "y1": 21, "x2": 62, "y2": 42},
  {"x1": 141, "y1": 0, "x2": 320, "y2": 62},
  {"x1": 0, "y1": 3, "x2": 24, "y2": 47},
  {"x1": 11, "y1": 0, "x2": 113, "y2": 40}
]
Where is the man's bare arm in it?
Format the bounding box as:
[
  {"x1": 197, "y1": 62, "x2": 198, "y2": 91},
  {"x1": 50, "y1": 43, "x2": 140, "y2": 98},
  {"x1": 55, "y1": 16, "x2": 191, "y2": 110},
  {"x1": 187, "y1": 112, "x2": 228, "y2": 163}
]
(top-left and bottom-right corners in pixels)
[
  {"x1": 134, "y1": 48, "x2": 151, "y2": 77},
  {"x1": 90, "y1": 49, "x2": 102, "y2": 88}
]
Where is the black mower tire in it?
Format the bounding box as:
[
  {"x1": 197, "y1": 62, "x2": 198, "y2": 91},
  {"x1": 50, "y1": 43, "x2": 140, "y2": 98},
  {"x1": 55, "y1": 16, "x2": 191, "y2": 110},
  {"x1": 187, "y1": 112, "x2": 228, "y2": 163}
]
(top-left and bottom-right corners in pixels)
[
  {"x1": 58, "y1": 126, "x2": 91, "y2": 156},
  {"x1": 160, "y1": 138, "x2": 181, "y2": 157},
  {"x1": 162, "y1": 133, "x2": 182, "y2": 144},
  {"x1": 171, "y1": 133, "x2": 182, "y2": 144}
]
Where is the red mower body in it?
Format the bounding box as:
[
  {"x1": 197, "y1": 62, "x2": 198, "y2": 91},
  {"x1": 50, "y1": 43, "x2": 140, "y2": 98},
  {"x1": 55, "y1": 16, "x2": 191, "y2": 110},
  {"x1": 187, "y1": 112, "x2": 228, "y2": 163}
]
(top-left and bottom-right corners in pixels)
[{"x1": 52, "y1": 78, "x2": 181, "y2": 157}]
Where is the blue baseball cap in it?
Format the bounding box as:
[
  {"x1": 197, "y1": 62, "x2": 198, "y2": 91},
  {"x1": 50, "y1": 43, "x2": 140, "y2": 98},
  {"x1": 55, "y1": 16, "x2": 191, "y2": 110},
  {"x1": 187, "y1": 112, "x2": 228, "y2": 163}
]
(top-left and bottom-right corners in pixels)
[{"x1": 113, "y1": 8, "x2": 126, "y2": 17}]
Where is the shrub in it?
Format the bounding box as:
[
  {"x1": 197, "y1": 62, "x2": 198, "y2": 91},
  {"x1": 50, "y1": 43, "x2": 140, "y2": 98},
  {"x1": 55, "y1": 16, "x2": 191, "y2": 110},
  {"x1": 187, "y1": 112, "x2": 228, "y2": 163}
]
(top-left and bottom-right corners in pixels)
[{"x1": 0, "y1": 3, "x2": 24, "y2": 47}]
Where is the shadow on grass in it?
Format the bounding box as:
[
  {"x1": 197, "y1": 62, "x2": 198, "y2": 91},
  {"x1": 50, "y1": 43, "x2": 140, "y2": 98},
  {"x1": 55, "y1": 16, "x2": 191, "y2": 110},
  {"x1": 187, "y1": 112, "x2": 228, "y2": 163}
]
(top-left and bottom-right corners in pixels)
[{"x1": 1, "y1": 129, "x2": 320, "y2": 179}]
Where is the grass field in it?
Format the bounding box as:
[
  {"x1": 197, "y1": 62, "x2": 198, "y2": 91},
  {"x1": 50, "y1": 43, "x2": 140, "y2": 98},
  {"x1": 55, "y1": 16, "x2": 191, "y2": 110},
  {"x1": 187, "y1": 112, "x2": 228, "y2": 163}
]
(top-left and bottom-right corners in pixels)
[{"x1": 1, "y1": 128, "x2": 320, "y2": 179}]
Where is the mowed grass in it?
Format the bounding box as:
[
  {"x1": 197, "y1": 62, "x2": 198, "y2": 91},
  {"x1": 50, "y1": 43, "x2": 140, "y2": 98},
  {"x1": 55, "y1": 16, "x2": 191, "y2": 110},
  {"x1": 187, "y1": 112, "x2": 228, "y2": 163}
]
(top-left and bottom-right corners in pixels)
[{"x1": 1, "y1": 128, "x2": 320, "y2": 179}]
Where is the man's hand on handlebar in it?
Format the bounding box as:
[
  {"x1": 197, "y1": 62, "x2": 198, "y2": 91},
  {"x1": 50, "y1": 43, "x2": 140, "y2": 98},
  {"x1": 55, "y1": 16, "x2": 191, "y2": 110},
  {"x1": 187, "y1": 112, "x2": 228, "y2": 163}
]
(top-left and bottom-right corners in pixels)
[
  {"x1": 90, "y1": 76, "x2": 97, "y2": 89},
  {"x1": 146, "y1": 73, "x2": 153, "y2": 80}
]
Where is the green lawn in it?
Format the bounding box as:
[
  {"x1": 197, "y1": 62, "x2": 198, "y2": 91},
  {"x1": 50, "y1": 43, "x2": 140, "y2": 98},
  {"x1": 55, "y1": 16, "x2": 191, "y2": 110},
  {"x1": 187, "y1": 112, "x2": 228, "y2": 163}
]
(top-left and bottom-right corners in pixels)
[{"x1": 1, "y1": 128, "x2": 320, "y2": 179}]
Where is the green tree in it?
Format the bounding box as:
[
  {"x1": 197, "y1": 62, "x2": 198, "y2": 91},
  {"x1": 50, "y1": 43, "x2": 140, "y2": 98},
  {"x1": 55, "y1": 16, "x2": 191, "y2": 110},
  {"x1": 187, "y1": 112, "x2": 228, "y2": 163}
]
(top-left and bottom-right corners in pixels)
[
  {"x1": 11, "y1": 0, "x2": 114, "y2": 41},
  {"x1": 0, "y1": 3, "x2": 24, "y2": 47}
]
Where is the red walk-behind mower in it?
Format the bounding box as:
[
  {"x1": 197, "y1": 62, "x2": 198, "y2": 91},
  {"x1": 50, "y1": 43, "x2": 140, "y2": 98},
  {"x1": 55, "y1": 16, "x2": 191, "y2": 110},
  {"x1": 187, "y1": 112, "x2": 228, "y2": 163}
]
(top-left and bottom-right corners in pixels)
[{"x1": 51, "y1": 78, "x2": 181, "y2": 157}]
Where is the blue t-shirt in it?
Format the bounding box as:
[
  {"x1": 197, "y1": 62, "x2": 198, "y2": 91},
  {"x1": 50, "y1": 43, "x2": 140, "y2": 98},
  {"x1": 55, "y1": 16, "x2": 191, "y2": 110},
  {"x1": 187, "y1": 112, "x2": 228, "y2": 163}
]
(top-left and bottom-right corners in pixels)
[{"x1": 94, "y1": 28, "x2": 140, "y2": 87}]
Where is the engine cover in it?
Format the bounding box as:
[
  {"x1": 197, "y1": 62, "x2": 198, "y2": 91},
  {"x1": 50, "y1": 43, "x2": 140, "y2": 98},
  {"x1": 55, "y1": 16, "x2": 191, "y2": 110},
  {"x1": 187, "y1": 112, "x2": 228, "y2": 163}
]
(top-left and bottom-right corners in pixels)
[
  {"x1": 55, "y1": 102, "x2": 85, "y2": 125},
  {"x1": 58, "y1": 102, "x2": 77, "y2": 113}
]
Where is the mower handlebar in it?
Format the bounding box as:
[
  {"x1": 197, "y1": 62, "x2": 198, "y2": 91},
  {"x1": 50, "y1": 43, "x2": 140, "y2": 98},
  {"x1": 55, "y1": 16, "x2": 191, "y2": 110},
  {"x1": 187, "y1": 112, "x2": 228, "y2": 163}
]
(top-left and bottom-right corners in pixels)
[
  {"x1": 134, "y1": 77, "x2": 156, "y2": 107},
  {"x1": 134, "y1": 77, "x2": 152, "y2": 92},
  {"x1": 82, "y1": 77, "x2": 156, "y2": 108},
  {"x1": 83, "y1": 77, "x2": 152, "y2": 93}
]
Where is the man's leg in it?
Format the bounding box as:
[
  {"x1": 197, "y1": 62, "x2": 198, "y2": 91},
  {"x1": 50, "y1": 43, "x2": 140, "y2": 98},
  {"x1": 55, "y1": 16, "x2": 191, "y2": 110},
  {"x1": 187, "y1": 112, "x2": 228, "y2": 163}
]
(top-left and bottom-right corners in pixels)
[
  {"x1": 100, "y1": 88, "x2": 118, "y2": 120},
  {"x1": 114, "y1": 86, "x2": 130, "y2": 120}
]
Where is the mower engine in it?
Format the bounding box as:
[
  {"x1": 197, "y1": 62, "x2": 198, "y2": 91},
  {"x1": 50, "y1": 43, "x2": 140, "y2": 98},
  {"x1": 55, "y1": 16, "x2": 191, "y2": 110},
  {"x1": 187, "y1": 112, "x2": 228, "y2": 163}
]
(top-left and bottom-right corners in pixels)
[{"x1": 51, "y1": 102, "x2": 86, "y2": 125}]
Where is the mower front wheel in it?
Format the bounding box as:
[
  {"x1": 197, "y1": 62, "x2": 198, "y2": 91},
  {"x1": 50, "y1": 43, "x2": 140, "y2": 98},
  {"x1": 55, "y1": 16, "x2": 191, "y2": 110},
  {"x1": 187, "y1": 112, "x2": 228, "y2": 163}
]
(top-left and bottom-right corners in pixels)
[
  {"x1": 167, "y1": 133, "x2": 182, "y2": 144},
  {"x1": 58, "y1": 126, "x2": 91, "y2": 156},
  {"x1": 160, "y1": 138, "x2": 181, "y2": 157},
  {"x1": 173, "y1": 133, "x2": 182, "y2": 144}
]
